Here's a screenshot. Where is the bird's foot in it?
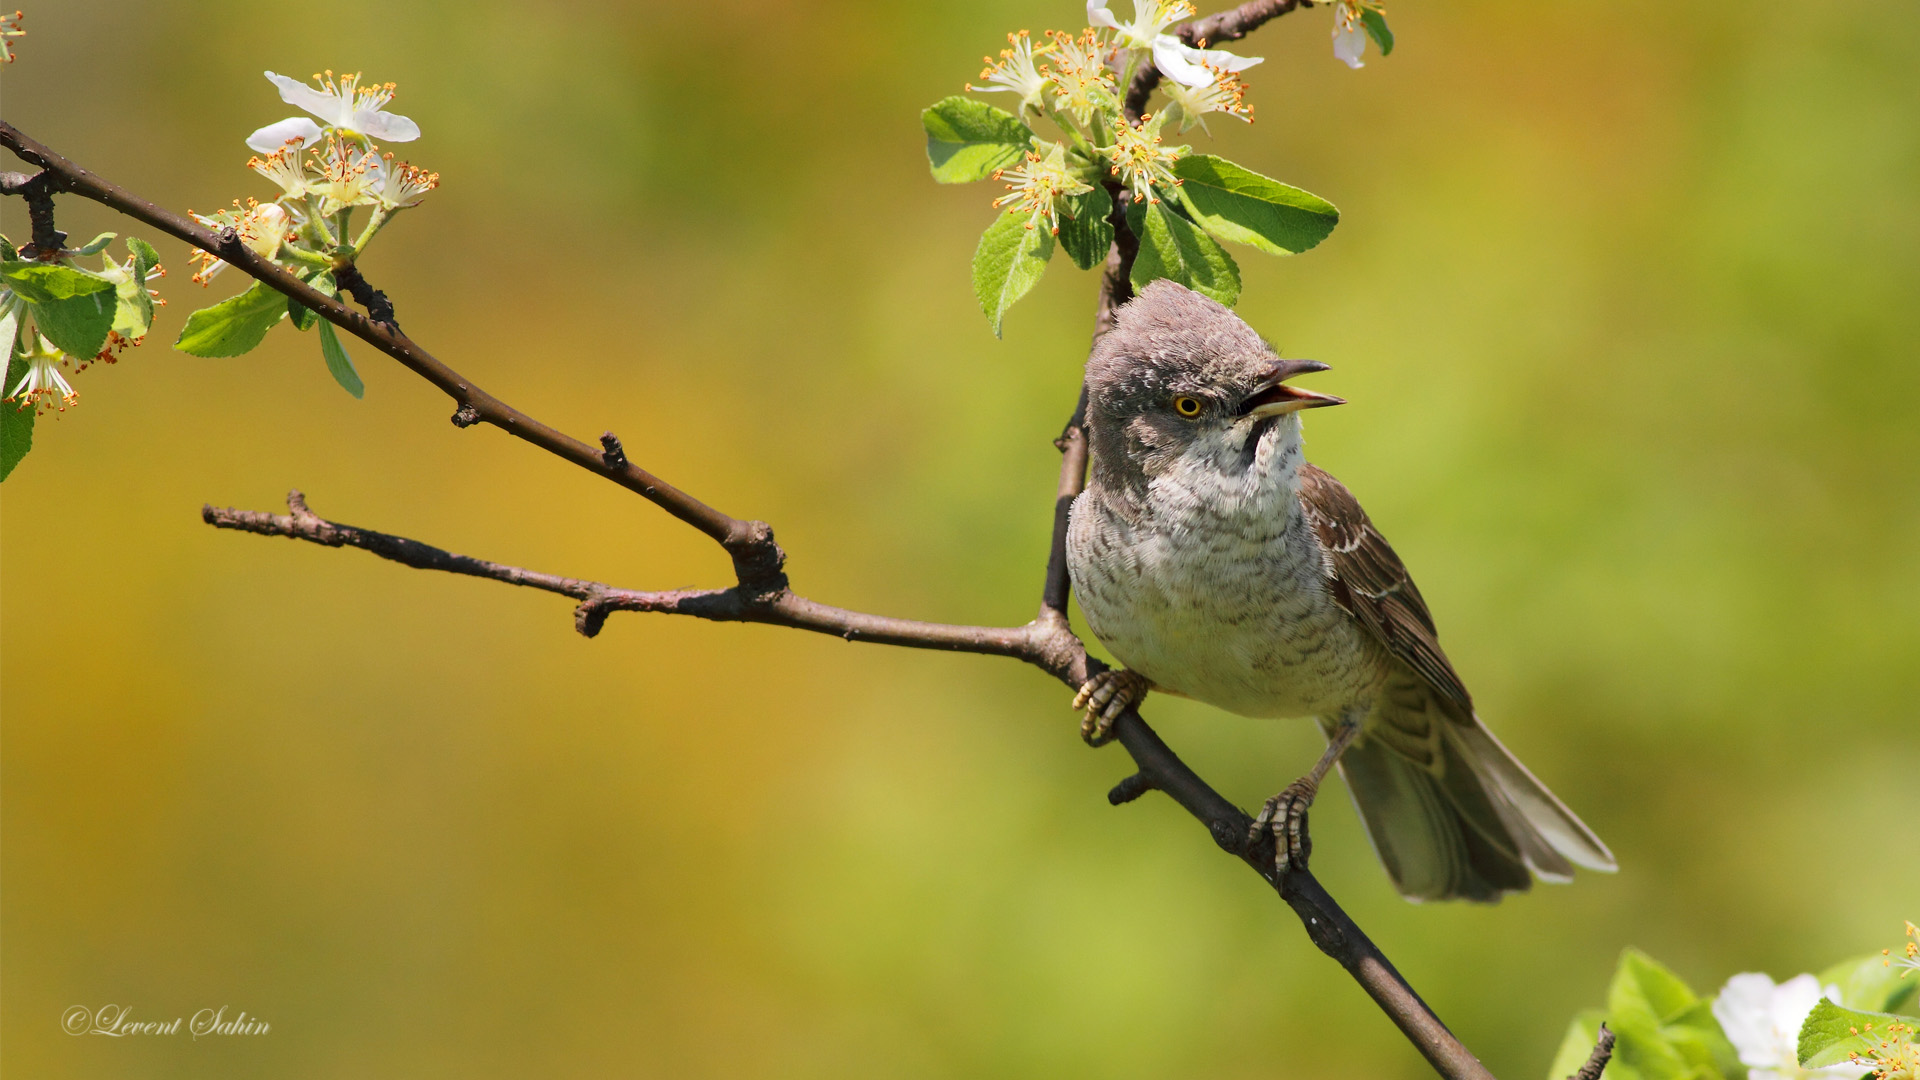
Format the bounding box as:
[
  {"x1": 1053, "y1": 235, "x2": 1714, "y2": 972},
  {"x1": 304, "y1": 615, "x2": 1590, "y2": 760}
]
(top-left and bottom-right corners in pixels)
[
  {"x1": 1072, "y1": 669, "x2": 1151, "y2": 747},
  {"x1": 1250, "y1": 778, "x2": 1319, "y2": 875}
]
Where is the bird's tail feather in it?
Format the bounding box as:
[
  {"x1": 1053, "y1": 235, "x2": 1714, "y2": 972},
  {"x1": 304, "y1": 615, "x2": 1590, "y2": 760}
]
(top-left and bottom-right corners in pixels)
[
  {"x1": 1331, "y1": 713, "x2": 1615, "y2": 903},
  {"x1": 1449, "y1": 719, "x2": 1616, "y2": 873}
]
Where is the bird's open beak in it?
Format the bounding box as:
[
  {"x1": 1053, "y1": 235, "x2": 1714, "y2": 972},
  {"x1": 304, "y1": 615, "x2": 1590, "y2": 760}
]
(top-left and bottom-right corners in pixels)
[{"x1": 1239, "y1": 358, "x2": 1345, "y2": 417}]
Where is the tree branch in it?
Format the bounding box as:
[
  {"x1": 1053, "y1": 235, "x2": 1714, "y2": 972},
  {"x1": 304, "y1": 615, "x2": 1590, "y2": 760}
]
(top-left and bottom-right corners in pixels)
[
  {"x1": 0, "y1": 167, "x2": 66, "y2": 256},
  {"x1": 1568, "y1": 1025, "x2": 1616, "y2": 1080},
  {"x1": 9, "y1": 3, "x2": 1509, "y2": 1074},
  {"x1": 1039, "y1": 178, "x2": 1132, "y2": 624},
  {"x1": 202, "y1": 491, "x2": 1045, "y2": 657},
  {"x1": 0, "y1": 122, "x2": 784, "y2": 590}
]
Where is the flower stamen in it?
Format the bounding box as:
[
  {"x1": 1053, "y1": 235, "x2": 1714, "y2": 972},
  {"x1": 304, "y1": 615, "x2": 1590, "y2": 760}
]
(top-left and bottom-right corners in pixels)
[
  {"x1": 308, "y1": 134, "x2": 377, "y2": 215},
  {"x1": 1043, "y1": 28, "x2": 1116, "y2": 127},
  {"x1": 187, "y1": 199, "x2": 294, "y2": 284},
  {"x1": 991, "y1": 143, "x2": 1094, "y2": 234},
  {"x1": 368, "y1": 153, "x2": 439, "y2": 210},
  {"x1": 0, "y1": 10, "x2": 23, "y2": 64},
  {"x1": 247, "y1": 141, "x2": 310, "y2": 199},
  {"x1": 4, "y1": 333, "x2": 78, "y2": 415},
  {"x1": 968, "y1": 30, "x2": 1053, "y2": 114},
  {"x1": 1104, "y1": 114, "x2": 1185, "y2": 204},
  {"x1": 1162, "y1": 63, "x2": 1253, "y2": 134}
]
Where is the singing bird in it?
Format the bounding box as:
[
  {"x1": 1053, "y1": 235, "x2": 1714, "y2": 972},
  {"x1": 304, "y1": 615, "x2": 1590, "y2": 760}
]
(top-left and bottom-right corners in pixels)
[{"x1": 1066, "y1": 280, "x2": 1615, "y2": 901}]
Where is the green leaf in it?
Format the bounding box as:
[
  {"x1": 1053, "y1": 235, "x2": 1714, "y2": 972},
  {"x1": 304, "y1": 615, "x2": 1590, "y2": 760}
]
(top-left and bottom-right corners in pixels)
[
  {"x1": 317, "y1": 319, "x2": 363, "y2": 398},
  {"x1": 1819, "y1": 954, "x2": 1920, "y2": 1015},
  {"x1": 1603, "y1": 951, "x2": 1728, "y2": 1080},
  {"x1": 0, "y1": 236, "x2": 16, "y2": 261},
  {"x1": 923, "y1": 96, "x2": 1035, "y2": 184},
  {"x1": 32, "y1": 290, "x2": 117, "y2": 359},
  {"x1": 174, "y1": 280, "x2": 287, "y2": 357},
  {"x1": 1, "y1": 350, "x2": 34, "y2": 483},
  {"x1": 288, "y1": 271, "x2": 336, "y2": 332},
  {"x1": 971, "y1": 211, "x2": 1053, "y2": 337},
  {"x1": 1361, "y1": 8, "x2": 1394, "y2": 56},
  {"x1": 1546, "y1": 1012, "x2": 1610, "y2": 1080},
  {"x1": 1057, "y1": 188, "x2": 1115, "y2": 271},
  {"x1": 1171, "y1": 155, "x2": 1340, "y2": 256},
  {"x1": 1668, "y1": 999, "x2": 1746, "y2": 1080},
  {"x1": 1799, "y1": 997, "x2": 1915, "y2": 1069},
  {"x1": 111, "y1": 237, "x2": 163, "y2": 341},
  {"x1": 0, "y1": 260, "x2": 114, "y2": 303},
  {"x1": 1129, "y1": 197, "x2": 1241, "y2": 306},
  {"x1": 126, "y1": 236, "x2": 162, "y2": 273},
  {"x1": 1606, "y1": 1006, "x2": 1692, "y2": 1080},
  {"x1": 75, "y1": 232, "x2": 118, "y2": 256},
  {"x1": 1613, "y1": 951, "x2": 1703, "y2": 1025}
]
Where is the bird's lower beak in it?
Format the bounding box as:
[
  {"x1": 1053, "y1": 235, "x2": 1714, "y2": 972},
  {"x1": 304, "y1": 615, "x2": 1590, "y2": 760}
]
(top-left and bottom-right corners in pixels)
[{"x1": 1239, "y1": 359, "x2": 1345, "y2": 417}]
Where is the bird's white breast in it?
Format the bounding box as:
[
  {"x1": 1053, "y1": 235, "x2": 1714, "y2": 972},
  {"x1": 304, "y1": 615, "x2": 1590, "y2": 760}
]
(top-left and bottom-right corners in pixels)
[{"x1": 1067, "y1": 424, "x2": 1385, "y2": 720}]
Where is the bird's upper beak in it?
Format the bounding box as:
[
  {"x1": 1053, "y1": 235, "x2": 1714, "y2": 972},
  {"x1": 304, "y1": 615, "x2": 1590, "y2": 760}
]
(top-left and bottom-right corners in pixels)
[{"x1": 1238, "y1": 358, "x2": 1345, "y2": 417}]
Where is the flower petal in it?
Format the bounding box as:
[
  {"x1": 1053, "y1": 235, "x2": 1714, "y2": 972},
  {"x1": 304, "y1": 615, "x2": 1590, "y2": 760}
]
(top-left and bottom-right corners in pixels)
[
  {"x1": 1332, "y1": 24, "x2": 1367, "y2": 68},
  {"x1": 1713, "y1": 973, "x2": 1784, "y2": 1068},
  {"x1": 1151, "y1": 37, "x2": 1215, "y2": 86},
  {"x1": 265, "y1": 71, "x2": 345, "y2": 124},
  {"x1": 353, "y1": 109, "x2": 422, "y2": 142},
  {"x1": 1086, "y1": 1, "x2": 1121, "y2": 30},
  {"x1": 1182, "y1": 43, "x2": 1263, "y2": 73},
  {"x1": 245, "y1": 116, "x2": 325, "y2": 153},
  {"x1": 1770, "y1": 975, "x2": 1825, "y2": 1039}
]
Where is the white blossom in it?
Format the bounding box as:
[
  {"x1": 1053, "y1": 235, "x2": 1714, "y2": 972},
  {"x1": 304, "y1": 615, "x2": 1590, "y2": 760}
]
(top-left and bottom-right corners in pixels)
[
  {"x1": 187, "y1": 201, "x2": 294, "y2": 284},
  {"x1": 307, "y1": 136, "x2": 379, "y2": 216},
  {"x1": 5, "y1": 330, "x2": 78, "y2": 413},
  {"x1": 366, "y1": 153, "x2": 439, "y2": 211},
  {"x1": 1713, "y1": 973, "x2": 1872, "y2": 1080},
  {"x1": 246, "y1": 70, "x2": 420, "y2": 153},
  {"x1": 969, "y1": 30, "x2": 1052, "y2": 114},
  {"x1": 1086, "y1": 0, "x2": 1262, "y2": 88},
  {"x1": 1161, "y1": 64, "x2": 1252, "y2": 133},
  {"x1": 1332, "y1": 2, "x2": 1370, "y2": 68},
  {"x1": 1103, "y1": 114, "x2": 1184, "y2": 204},
  {"x1": 992, "y1": 142, "x2": 1093, "y2": 234}
]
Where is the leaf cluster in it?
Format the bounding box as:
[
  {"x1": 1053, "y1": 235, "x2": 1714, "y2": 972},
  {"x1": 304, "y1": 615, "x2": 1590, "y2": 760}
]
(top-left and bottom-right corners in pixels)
[
  {"x1": 1548, "y1": 951, "x2": 1747, "y2": 1080},
  {"x1": 1549, "y1": 941, "x2": 1920, "y2": 1080},
  {"x1": 922, "y1": 22, "x2": 1340, "y2": 337},
  {"x1": 1, "y1": 231, "x2": 163, "y2": 480}
]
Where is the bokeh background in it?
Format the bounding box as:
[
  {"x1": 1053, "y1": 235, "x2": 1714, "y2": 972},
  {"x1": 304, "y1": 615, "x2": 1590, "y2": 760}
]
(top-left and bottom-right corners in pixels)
[{"x1": 4, "y1": 1, "x2": 1916, "y2": 1076}]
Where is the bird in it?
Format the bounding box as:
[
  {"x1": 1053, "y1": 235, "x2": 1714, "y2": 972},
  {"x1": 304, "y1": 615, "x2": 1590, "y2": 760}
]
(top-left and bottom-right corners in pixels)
[{"x1": 1065, "y1": 280, "x2": 1615, "y2": 902}]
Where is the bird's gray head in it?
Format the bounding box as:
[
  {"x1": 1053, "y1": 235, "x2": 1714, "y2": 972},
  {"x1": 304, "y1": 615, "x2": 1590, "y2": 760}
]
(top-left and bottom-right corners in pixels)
[{"x1": 1085, "y1": 281, "x2": 1342, "y2": 490}]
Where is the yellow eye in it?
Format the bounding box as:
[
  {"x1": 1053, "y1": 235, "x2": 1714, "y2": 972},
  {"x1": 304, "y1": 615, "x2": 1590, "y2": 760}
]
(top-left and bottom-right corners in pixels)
[{"x1": 1172, "y1": 396, "x2": 1204, "y2": 418}]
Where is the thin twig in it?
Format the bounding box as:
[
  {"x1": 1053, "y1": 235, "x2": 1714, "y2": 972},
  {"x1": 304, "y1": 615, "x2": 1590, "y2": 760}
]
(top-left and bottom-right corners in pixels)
[
  {"x1": 203, "y1": 491, "x2": 1042, "y2": 656},
  {"x1": 1568, "y1": 1024, "x2": 1615, "y2": 1080}
]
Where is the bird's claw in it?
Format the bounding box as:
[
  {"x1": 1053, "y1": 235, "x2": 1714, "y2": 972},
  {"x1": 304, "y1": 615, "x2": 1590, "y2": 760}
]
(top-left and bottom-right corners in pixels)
[
  {"x1": 1251, "y1": 779, "x2": 1318, "y2": 875},
  {"x1": 1073, "y1": 669, "x2": 1150, "y2": 746}
]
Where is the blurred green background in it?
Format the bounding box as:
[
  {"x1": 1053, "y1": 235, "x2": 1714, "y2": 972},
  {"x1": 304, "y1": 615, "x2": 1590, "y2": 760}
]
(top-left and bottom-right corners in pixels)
[{"x1": 4, "y1": 1, "x2": 1916, "y2": 1076}]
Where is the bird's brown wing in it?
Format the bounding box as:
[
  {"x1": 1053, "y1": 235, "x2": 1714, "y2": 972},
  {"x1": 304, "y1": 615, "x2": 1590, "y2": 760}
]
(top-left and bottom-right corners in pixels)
[{"x1": 1296, "y1": 463, "x2": 1474, "y2": 723}]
